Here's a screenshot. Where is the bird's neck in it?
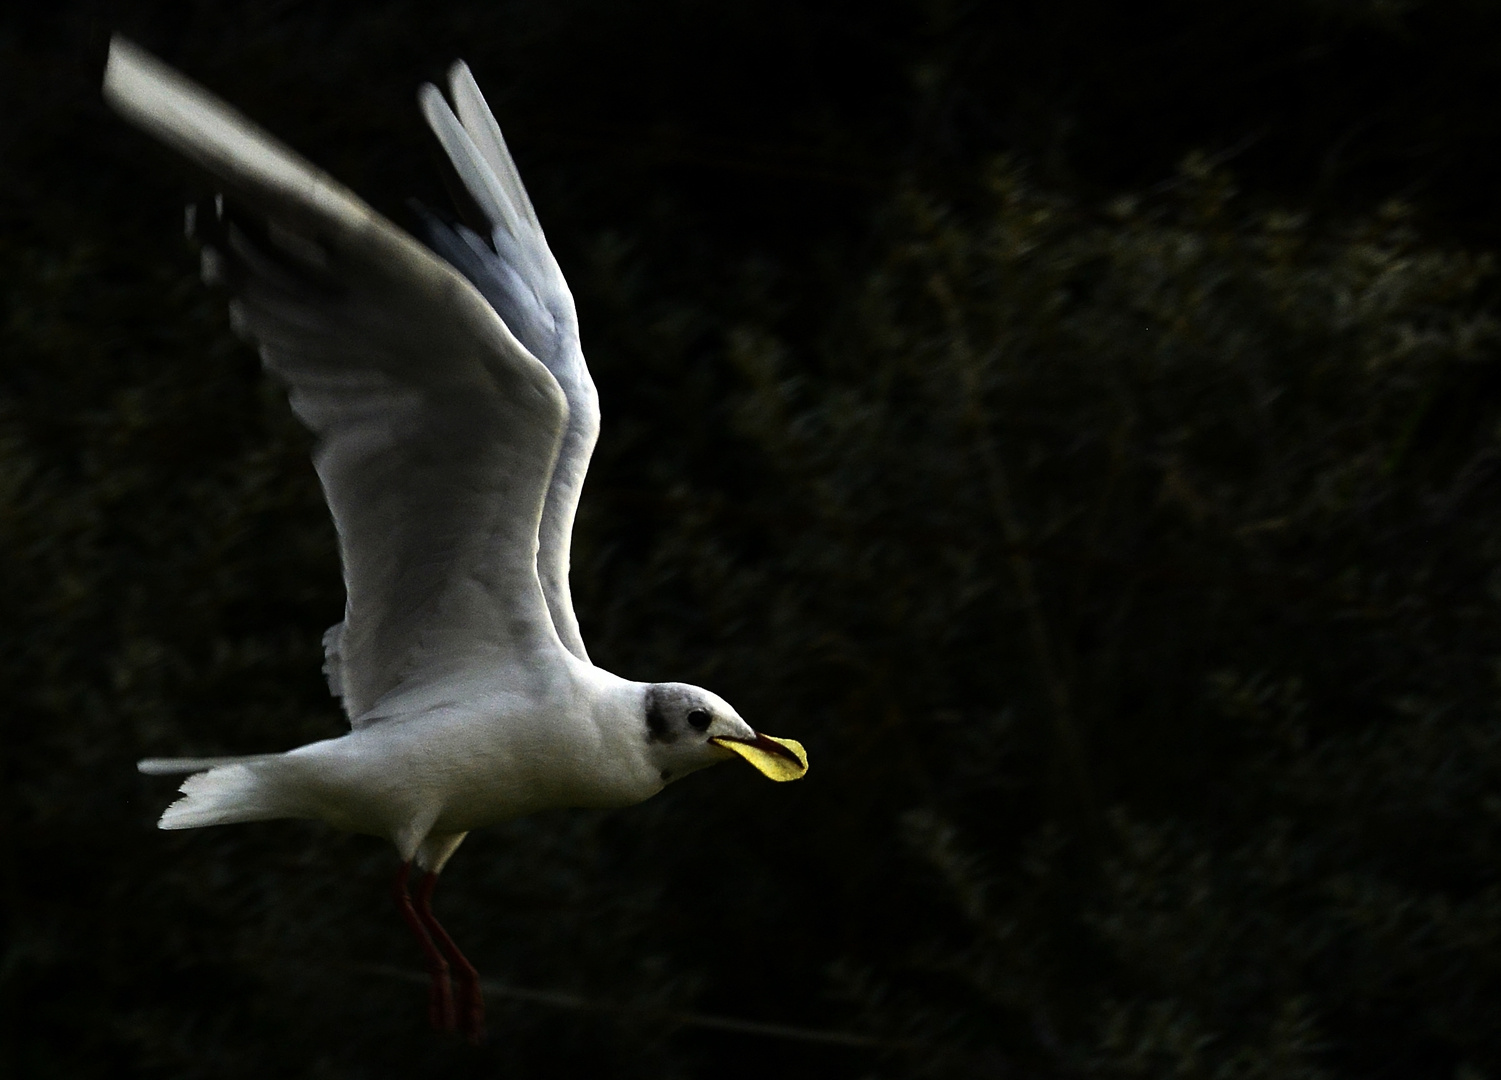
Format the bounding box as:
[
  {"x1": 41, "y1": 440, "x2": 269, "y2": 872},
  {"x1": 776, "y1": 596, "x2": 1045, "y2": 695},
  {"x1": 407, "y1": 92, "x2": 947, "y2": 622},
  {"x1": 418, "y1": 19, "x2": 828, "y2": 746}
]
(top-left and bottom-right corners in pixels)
[{"x1": 563, "y1": 665, "x2": 662, "y2": 806}]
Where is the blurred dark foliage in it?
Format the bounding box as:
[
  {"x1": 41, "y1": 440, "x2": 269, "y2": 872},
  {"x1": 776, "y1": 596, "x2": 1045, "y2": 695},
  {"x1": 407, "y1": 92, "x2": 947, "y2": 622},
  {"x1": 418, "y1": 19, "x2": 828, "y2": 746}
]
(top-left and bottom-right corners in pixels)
[{"x1": 5, "y1": 1, "x2": 1501, "y2": 1077}]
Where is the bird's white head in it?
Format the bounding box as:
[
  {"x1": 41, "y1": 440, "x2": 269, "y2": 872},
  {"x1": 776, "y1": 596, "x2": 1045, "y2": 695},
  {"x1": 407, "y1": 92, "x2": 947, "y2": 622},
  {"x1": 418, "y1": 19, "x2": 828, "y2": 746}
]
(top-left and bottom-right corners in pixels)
[{"x1": 641, "y1": 682, "x2": 808, "y2": 786}]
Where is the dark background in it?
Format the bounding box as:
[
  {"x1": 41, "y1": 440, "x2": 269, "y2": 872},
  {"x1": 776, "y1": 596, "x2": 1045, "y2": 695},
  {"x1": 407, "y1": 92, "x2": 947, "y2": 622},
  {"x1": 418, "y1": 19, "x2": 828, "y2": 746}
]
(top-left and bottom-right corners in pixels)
[{"x1": 6, "y1": 2, "x2": 1501, "y2": 1077}]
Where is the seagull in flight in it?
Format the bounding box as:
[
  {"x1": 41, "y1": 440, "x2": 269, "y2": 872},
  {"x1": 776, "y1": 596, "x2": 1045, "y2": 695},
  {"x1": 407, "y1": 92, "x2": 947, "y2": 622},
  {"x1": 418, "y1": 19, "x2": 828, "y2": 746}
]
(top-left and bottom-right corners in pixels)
[{"x1": 104, "y1": 37, "x2": 807, "y2": 1043}]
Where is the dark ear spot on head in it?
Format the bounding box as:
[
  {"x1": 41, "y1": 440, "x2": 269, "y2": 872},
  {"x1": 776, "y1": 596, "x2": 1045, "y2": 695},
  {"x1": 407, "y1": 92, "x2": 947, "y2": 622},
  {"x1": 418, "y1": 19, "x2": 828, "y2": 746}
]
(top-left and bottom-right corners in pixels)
[{"x1": 644, "y1": 686, "x2": 675, "y2": 743}]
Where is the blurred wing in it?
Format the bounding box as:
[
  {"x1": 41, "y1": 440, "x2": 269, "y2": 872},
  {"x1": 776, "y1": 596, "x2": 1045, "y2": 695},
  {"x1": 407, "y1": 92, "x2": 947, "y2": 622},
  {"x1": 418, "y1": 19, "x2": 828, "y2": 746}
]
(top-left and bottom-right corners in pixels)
[
  {"x1": 416, "y1": 63, "x2": 599, "y2": 663},
  {"x1": 104, "y1": 38, "x2": 571, "y2": 723}
]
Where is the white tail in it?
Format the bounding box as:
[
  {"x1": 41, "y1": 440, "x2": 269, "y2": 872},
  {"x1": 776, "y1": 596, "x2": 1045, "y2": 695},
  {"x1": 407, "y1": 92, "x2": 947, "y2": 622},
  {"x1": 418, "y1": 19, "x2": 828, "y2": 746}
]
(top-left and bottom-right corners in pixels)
[{"x1": 144, "y1": 757, "x2": 301, "y2": 830}]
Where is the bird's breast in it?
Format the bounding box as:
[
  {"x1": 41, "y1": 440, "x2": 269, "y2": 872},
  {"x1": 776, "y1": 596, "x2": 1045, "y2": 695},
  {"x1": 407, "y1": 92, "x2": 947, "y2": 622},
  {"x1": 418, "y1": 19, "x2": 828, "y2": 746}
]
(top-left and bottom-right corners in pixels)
[{"x1": 395, "y1": 703, "x2": 656, "y2": 832}]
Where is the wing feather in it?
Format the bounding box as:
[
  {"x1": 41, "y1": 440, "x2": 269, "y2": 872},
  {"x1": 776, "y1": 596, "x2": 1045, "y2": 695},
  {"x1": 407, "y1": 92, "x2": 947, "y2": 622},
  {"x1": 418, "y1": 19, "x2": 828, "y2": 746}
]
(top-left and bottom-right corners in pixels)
[
  {"x1": 104, "y1": 37, "x2": 572, "y2": 722},
  {"x1": 416, "y1": 67, "x2": 599, "y2": 663}
]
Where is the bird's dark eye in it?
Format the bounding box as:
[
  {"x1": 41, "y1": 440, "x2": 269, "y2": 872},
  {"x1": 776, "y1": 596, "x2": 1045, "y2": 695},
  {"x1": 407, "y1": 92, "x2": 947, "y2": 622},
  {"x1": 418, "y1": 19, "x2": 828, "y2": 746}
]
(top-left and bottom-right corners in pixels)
[{"x1": 687, "y1": 708, "x2": 711, "y2": 731}]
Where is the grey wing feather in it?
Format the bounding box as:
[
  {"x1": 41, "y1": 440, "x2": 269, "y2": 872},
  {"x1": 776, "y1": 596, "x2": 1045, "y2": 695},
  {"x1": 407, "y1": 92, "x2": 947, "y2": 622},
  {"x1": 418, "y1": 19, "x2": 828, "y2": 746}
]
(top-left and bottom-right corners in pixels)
[
  {"x1": 448, "y1": 65, "x2": 541, "y2": 232},
  {"x1": 104, "y1": 37, "x2": 571, "y2": 723},
  {"x1": 416, "y1": 66, "x2": 598, "y2": 663},
  {"x1": 322, "y1": 622, "x2": 346, "y2": 701}
]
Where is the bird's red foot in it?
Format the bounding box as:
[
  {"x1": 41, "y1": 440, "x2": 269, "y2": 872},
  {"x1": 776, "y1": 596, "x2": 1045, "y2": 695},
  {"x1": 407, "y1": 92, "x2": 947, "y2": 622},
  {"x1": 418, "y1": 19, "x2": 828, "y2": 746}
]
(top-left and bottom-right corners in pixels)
[
  {"x1": 458, "y1": 966, "x2": 485, "y2": 1044},
  {"x1": 393, "y1": 862, "x2": 456, "y2": 1033},
  {"x1": 416, "y1": 869, "x2": 485, "y2": 1043},
  {"x1": 428, "y1": 967, "x2": 458, "y2": 1034}
]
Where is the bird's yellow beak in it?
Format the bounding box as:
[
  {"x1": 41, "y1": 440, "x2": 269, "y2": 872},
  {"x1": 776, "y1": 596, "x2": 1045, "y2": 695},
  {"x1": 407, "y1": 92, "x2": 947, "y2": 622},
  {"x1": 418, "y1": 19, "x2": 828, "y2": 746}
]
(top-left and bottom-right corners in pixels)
[{"x1": 709, "y1": 732, "x2": 809, "y2": 782}]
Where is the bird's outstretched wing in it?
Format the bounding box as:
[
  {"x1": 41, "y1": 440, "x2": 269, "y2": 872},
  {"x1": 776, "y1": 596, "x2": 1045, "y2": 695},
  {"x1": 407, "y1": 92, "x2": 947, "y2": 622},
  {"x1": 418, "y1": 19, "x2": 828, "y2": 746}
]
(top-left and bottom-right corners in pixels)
[
  {"x1": 416, "y1": 64, "x2": 599, "y2": 663},
  {"x1": 104, "y1": 37, "x2": 572, "y2": 723}
]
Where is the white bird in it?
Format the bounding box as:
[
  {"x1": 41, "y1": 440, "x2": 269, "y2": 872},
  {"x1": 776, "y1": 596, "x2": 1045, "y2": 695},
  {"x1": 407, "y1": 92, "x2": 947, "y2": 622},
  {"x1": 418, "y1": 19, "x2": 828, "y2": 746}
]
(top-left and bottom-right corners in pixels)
[{"x1": 104, "y1": 37, "x2": 807, "y2": 1042}]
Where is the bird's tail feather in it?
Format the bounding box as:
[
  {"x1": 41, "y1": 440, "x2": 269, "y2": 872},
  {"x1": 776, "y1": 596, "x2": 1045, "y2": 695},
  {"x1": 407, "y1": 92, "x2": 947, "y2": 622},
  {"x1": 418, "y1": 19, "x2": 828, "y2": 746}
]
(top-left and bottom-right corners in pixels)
[{"x1": 139, "y1": 755, "x2": 302, "y2": 830}]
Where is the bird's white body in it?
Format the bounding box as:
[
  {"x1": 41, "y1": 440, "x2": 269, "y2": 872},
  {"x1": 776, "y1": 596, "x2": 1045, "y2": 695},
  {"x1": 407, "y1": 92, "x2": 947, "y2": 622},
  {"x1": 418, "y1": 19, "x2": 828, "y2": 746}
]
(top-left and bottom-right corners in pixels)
[
  {"x1": 156, "y1": 664, "x2": 668, "y2": 868},
  {"x1": 107, "y1": 39, "x2": 805, "y2": 883},
  {"x1": 107, "y1": 36, "x2": 808, "y2": 1039}
]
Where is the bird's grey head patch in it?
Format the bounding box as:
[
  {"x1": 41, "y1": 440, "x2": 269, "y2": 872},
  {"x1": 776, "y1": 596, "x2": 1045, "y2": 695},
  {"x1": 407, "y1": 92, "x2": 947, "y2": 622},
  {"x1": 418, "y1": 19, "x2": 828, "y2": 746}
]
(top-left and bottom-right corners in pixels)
[
  {"x1": 643, "y1": 682, "x2": 718, "y2": 744},
  {"x1": 639, "y1": 681, "x2": 756, "y2": 788},
  {"x1": 645, "y1": 686, "x2": 673, "y2": 742}
]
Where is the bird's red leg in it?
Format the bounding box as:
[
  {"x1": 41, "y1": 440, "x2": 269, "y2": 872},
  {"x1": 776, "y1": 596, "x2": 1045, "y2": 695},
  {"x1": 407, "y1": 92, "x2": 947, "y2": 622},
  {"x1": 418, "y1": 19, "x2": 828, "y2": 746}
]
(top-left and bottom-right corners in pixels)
[
  {"x1": 393, "y1": 861, "x2": 456, "y2": 1033},
  {"x1": 415, "y1": 870, "x2": 486, "y2": 1044}
]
